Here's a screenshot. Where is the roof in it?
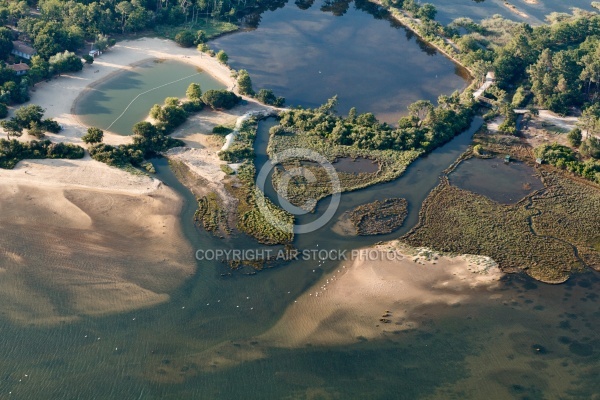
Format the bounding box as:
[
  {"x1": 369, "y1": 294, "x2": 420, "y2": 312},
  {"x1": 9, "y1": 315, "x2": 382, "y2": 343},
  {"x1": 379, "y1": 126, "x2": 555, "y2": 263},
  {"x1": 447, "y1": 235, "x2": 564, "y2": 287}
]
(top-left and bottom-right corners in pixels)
[
  {"x1": 12, "y1": 41, "x2": 36, "y2": 55},
  {"x1": 7, "y1": 63, "x2": 30, "y2": 72}
]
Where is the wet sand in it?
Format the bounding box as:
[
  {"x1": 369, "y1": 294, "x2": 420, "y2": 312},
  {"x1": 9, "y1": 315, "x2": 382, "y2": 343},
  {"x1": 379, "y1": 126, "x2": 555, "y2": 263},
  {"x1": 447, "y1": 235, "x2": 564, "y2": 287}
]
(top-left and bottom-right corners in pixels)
[
  {"x1": 261, "y1": 242, "x2": 502, "y2": 347},
  {"x1": 0, "y1": 166, "x2": 194, "y2": 325}
]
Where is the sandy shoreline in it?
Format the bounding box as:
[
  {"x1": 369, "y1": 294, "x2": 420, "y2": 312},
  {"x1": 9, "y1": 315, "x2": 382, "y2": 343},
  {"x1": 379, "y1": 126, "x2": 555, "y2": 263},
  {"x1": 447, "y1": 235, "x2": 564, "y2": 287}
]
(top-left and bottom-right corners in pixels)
[
  {"x1": 26, "y1": 37, "x2": 237, "y2": 146},
  {"x1": 0, "y1": 37, "x2": 252, "y2": 324},
  {"x1": 0, "y1": 180, "x2": 194, "y2": 325}
]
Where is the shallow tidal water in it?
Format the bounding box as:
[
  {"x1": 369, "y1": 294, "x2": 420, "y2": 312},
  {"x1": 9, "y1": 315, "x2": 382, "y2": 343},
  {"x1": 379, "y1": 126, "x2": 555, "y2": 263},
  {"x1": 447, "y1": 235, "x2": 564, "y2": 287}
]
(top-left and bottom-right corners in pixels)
[{"x1": 426, "y1": 0, "x2": 596, "y2": 25}]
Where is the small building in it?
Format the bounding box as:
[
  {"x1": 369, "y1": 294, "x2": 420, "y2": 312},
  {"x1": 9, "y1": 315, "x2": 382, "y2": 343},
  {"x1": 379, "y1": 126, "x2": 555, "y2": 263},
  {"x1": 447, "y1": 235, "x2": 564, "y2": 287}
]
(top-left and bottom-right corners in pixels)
[
  {"x1": 11, "y1": 40, "x2": 36, "y2": 60},
  {"x1": 7, "y1": 62, "x2": 29, "y2": 76}
]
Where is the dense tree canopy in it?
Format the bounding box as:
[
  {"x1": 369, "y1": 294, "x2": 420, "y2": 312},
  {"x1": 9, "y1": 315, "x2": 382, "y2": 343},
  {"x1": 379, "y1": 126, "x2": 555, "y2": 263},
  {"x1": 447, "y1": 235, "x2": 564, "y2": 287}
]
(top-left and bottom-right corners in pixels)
[{"x1": 277, "y1": 93, "x2": 473, "y2": 153}]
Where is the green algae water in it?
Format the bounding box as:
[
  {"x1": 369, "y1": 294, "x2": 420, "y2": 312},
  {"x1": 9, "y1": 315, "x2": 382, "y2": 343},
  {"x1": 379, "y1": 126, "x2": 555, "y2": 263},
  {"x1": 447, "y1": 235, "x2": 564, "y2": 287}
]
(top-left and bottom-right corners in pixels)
[{"x1": 75, "y1": 59, "x2": 225, "y2": 136}]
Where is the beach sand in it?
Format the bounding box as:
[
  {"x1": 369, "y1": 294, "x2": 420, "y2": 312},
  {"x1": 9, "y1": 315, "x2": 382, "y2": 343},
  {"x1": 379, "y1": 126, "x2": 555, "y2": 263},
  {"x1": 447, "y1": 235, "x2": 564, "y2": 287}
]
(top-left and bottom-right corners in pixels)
[
  {"x1": 0, "y1": 158, "x2": 194, "y2": 325},
  {"x1": 26, "y1": 37, "x2": 237, "y2": 146},
  {"x1": 260, "y1": 241, "x2": 503, "y2": 347}
]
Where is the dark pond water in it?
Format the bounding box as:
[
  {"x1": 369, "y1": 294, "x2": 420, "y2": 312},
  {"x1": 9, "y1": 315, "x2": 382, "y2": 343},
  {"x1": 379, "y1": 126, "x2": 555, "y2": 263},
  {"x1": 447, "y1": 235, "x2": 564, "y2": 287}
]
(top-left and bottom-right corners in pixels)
[
  {"x1": 75, "y1": 59, "x2": 225, "y2": 135},
  {"x1": 333, "y1": 156, "x2": 379, "y2": 173},
  {"x1": 211, "y1": 0, "x2": 469, "y2": 124},
  {"x1": 449, "y1": 157, "x2": 545, "y2": 204}
]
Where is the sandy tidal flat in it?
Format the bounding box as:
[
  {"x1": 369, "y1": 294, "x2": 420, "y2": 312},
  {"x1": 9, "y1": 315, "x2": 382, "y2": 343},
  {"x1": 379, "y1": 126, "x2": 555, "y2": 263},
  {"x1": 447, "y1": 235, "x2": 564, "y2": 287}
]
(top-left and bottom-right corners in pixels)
[
  {"x1": 261, "y1": 242, "x2": 503, "y2": 347},
  {"x1": 0, "y1": 160, "x2": 194, "y2": 325}
]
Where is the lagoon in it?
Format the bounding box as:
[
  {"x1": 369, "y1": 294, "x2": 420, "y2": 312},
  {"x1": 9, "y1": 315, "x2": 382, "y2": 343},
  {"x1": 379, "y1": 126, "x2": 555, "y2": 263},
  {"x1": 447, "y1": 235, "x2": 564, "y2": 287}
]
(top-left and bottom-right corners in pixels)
[
  {"x1": 74, "y1": 59, "x2": 225, "y2": 136},
  {"x1": 211, "y1": 0, "x2": 469, "y2": 124}
]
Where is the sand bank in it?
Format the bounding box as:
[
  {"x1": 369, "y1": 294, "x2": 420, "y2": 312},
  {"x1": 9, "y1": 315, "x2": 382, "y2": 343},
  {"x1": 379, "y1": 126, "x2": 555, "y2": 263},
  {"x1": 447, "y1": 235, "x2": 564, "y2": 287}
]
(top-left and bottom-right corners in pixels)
[
  {"x1": 0, "y1": 170, "x2": 194, "y2": 325},
  {"x1": 260, "y1": 242, "x2": 502, "y2": 347},
  {"x1": 158, "y1": 242, "x2": 504, "y2": 380}
]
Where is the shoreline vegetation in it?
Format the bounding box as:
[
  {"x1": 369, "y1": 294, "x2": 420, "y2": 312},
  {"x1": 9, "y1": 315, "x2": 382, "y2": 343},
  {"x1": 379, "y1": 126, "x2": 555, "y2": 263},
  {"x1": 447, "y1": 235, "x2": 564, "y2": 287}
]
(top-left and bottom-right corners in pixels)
[
  {"x1": 220, "y1": 116, "x2": 295, "y2": 245},
  {"x1": 402, "y1": 129, "x2": 600, "y2": 283},
  {"x1": 369, "y1": 0, "x2": 475, "y2": 81},
  {"x1": 0, "y1": 0, "x2": 598, "y2": 302},
  {"x1": 266, "y1": 94, "x2": 474, "y2": 210}
]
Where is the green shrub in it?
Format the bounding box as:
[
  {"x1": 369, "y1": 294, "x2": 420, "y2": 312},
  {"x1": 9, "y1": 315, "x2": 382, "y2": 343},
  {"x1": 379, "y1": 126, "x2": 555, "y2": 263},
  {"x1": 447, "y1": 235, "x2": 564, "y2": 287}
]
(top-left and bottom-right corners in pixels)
[
  {"x1": 220, "y1": 164, "x2": 235, "y2": 175},
  {"x1": 175, "y1": 30, "x2": 195, "y2": 47},
  {"x1": 236, "y1": 69, "x2": 254, "y2": 96},
  {"x1": 42, "y1": 119, "x2": 62, "y2": 133},
  {"x1": 256, "y1": 89, "x2": 285, "y2": 107},
  {"x1": 202, "y1": 89, "x2": 241, "y2": 110},
  {"x1": 82, "y1": 127, "x2": 104, "y2": 144},
  {"x1": 0, "y1": 139, "x2": 84, "y2": 169},
  {"x1": 216, "y1": 50, "x2": 228, "y2": 64},
  {"x1": 567, "y1": 128, "x2": 582, "y2": 147},
  {"x1": 212, "y1": 125, "x2": 232, "y2": 135}
]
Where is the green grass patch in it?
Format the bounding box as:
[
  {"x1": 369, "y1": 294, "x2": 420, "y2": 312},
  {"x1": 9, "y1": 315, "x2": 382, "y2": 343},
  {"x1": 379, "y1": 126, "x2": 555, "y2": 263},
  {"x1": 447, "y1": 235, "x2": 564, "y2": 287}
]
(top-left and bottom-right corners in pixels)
[
  {"x1": 226, "y1": 162, "x2": 294, "y2": 245},
  {"x1": 220, "y1": 164, "x2": 235, "y2": 175}
]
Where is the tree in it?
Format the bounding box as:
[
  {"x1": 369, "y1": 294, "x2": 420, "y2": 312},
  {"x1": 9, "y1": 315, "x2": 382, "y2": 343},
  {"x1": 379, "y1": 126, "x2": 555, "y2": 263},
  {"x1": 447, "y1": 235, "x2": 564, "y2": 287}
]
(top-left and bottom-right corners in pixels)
[
  {"x1": 1, "y1": 119, "x2": 22, "y2": 140},
  {"x1": 580, "y1": 137, "x2": 600, "y2": 159},
  {"x1": 29, "y1": 56, "x2": 49, "y2": 83},
  {"x1": 82, "y1": 127, "x2": 104, "y2": 144},
  {"x1": 567, "y1": 128, "x2": 582, "y2": 147},
  {"x1": 14, "y1": 104, "x2": 44, "y2": 129},
  {"x1": 28, "y1": 121, "x2": 45, "y2": 139},
  {"x1": 116, "y1": 1, "x2": 134, "y2": 33},
  {"x1": 0, "y1": 27, "x2": 13, "y2": 60},
  {"x1": 417, "y1": 3, "x2": 437, "y2": 21},
  {"x1": 256, "y1": 89, "x2": 285, "y2": 107},
  {"x1": 578, "y1": 105, "x2": 600, "y2": 138},
  {"x1": 49, "y1": 51, "x2": 83, "y2": 76},
  {"x1": 236, "y1": 69, "x2": 254, "y2": 96},
  {"x1": 408, "y1": 100, "x2": 434, "y2": 126},
  {"x1": 195, "y1": 30, "x2": 207, "y2": 44},
  {"x1": 175, "y1": 30, "x2": 195, "y2": 47},
  {"x1": 201, "y1": 89, "x2": 241, "y2": 109},
  {"x1": 216, "y1": 50, "x2": 228, "y2": 65},
  {"x1": 95, "y1": 34, "x2": 110, "y2": 52},
  {"x1": 132, "y1": 121, "x2": 157, "y2": 138},
  {"x1": 83, "y1": 54, "x2": 94, "y2": 64},
  {"x1": 186, "y1": 83, "x2": 202, "y2": 100},
  {"x1": 0, "y1": 103, "x2": 7, "y2": 119}
]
